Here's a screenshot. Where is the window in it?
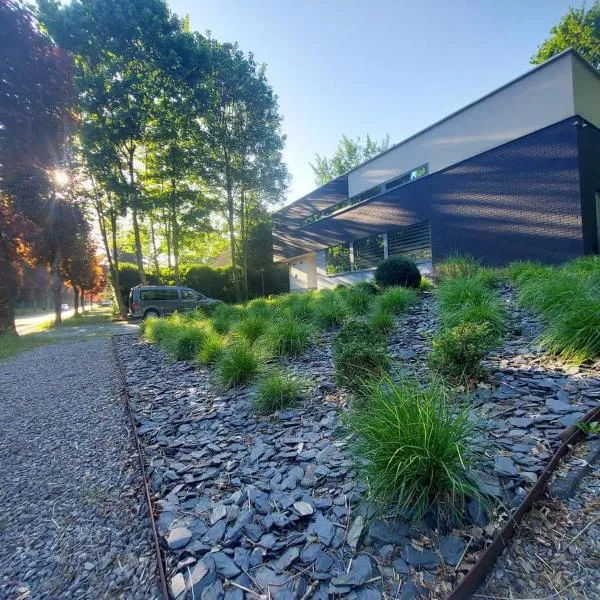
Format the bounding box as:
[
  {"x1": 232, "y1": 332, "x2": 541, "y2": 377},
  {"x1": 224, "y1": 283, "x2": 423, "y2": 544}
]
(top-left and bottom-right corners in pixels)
[
  {"x1": 182, "y1": 289, "x2": 199, "y2": 300},
  {"x1": 387, "y1": 221, "x2": 432, "y2": 262},
  {"x1": 353, "y1": 234, "x2": 384, "y2": 270},
  {"x1": 325, "y1": 243, "x2": 351, "y2": 274},
  {"x1": 140, "y1": 288, "x2": 179, "y2": 301},
  {"x1": 302, "y1": 163, "x2": 428, "y2": 227}
]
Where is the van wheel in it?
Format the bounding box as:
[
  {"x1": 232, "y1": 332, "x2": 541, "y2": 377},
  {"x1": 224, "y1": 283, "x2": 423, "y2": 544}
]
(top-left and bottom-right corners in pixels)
[{"x1": 144, "y1": 309, "x2": 160, "y2": 319}]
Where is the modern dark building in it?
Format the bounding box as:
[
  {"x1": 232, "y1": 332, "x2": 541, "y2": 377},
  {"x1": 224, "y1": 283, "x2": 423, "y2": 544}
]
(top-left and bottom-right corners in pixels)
[{"x1": 273, "y1": 49, "x2": 600, "y2": 291}]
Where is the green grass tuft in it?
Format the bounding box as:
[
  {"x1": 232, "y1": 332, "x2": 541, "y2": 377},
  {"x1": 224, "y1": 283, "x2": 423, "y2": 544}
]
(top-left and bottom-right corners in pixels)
[
  {"x1": 198, "y1": 329, "x2": 225, "y2": 365},
  {"x1": 264, "y1": 317, "x2": 316, "y2": 357},
  {"x1": 232, "y1": 315, "x2": 269, "y2": 343},
  {"x1": 216, "y1": 341, "x2": 261, "y2": 388},
  {"x1": 314, "y1": 294, "x2": 348, "y2": 329},
  {"x1": 212, "y1": 304, "x2": 245, "y2": 334},
  {"x1": 253, "y1": 369, "x2": 307, "y2": 414},
  {"x1": 377, "y1": 286, "x2": 418, "y2": 315},
  {"x1": 344, "y1": 376, "x2": 485, "y2": 523},
  {"x1": 162, "y1": 324, "x2": 207, "y2": 361},
  {"x1": 369, "y1": 310, "x2": 395, "y2": 335},
  {"x1": 435, "y1": 252, "x2": 480, "y2": 281},
  {"x1": 343, "y1": 286, "x2": 374, "y2": 316}
]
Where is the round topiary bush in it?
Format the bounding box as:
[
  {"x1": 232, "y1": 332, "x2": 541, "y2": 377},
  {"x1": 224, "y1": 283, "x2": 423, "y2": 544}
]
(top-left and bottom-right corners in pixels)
[{"x1": 375, "y1": 256, "x2": 421, "y2": 288}]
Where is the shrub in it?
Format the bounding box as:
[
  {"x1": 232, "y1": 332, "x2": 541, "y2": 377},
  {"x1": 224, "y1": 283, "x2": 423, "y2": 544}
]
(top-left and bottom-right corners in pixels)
[
  {"x1": 314, "y1": 294, "x2": 348, "y2": 329},
  {"x1": 343, "y1": 285, "x2": 374, "y2": 315},
  {"x1": 428, "y1": 322, "x2": 492, "y2": 382},
  {"x1": 253, "y1": 370, "x2": 306, "y2": 414},
  {"x1": 378, "y1": 286, "x2": 418, "y2": 315},
  {"x1": 375, "y1": 256, "x2": 421, "y2": 288},
  {"x1": 333, "y1": 324, "x2": 391, "y2": 392},
  {"x1": 233, "y1": 315, "x2": 268, "y2": 343},
  {"x1": 369, "y1": 310, "x2": 395, "y2": 335},
  {"x1": 163, "y1": 324, "x2": 207, "y2": 361},
  {"x1": 435, "y1": 253, "x2": 480, "y2": 281},
  {"x1": 264, "y1": 317, "x2": 316, "y2": 357},
  {"x1": 334, "y1": 319, "x2": 384, "y2": 348},
  {"x1": 198, "y1": 330, "x2": 225, "y2": 365},
  {"x1": 216, "y1": 341, "x2": 261, "y2": 388},
  {"x1": 345, "y1": 377, "x2": 484, "y2": 523}
]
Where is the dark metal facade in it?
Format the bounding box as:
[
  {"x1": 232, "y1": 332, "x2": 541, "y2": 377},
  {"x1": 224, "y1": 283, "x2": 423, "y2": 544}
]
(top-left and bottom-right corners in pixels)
[{"x1": 274, "y1": 118, "x2": 592, "y2": 266}]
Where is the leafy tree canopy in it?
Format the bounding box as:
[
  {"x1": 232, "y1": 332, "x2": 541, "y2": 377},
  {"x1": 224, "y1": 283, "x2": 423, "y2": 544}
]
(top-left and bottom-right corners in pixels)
[
  {"x1": 310, "y1": 134, "x2": 391, "y2": 186},
  {"x1": 531, "y1": 2, "x2": 600, "y2": 69}
]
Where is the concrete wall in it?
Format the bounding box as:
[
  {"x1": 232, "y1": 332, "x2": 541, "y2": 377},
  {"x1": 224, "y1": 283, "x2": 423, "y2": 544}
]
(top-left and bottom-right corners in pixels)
[
  {"x1": 289, "y1": 254, "x2": 317, "y2": 291},
  {"x1": 348, "y1": 53, "x2": 576, "y2": 197},
  {"x1": 572, "y1": 55, "x2": 600, "y2": 130}
]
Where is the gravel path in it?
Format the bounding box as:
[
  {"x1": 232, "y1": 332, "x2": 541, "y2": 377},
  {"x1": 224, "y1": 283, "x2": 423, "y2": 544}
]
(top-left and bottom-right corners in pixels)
[{"x1": 0, "y1": 338, "x2": 160, "y2": 600}]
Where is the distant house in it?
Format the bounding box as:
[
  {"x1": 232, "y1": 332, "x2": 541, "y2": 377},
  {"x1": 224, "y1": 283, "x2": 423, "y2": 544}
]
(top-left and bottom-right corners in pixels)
[{"x1": 273, "y1": 49, "x2": 600, "y2": 291}]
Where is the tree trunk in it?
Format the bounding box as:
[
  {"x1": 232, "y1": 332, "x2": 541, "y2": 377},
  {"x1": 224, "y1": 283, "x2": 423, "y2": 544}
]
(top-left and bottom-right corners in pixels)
[
  {"x1": 171, "y1": 183, "x2": 181, "y2": 287},
  {"x1": 226, "y1": 181, "x2": 242, "y2": 303},
  {"x1": 51, "y1": 252, "x2": 62, "y2": 325},
  {"x1": 73, "y1": 285, "x2": 79, "y2": 315},
  {"x1": 149, "y1": 216, "x2": 160, "y2": 279},
  {"x1": 131, "y1": 207, "x2": 147, "y2": 284},
  {"x1": 240, "y1": 189, "x2": 249, "y2": 302},
  {"x1": 0, "y1": 234, "x2": 17, "y2": 334},
  {"x1": 94, "y1": 189, "x2": 128, "y2": 319}
]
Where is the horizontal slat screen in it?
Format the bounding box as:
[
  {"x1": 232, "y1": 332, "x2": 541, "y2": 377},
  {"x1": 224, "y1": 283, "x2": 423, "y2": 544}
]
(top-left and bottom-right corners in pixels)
[
  {"x1": 354, "y1": 234, "x2": 384, "y2": 270},
  {"x1": 387, "y1": 221, "x2": 432, "y2": 261}
]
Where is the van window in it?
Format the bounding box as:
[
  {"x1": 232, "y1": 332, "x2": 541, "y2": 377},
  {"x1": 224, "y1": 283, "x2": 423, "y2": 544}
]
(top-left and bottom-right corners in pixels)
[
  {"x1": 140, "y1": 288, "x2": 179, "y2": 301},
  {"x1": 182, "y1": 289, "x2": 199, "y2": 300}
]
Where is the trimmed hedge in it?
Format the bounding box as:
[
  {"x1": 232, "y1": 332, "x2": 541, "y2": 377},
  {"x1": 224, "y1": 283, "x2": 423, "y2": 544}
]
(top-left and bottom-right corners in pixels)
[{"x1": 375, "y1": 256, "x2": 421, "y2": 288}]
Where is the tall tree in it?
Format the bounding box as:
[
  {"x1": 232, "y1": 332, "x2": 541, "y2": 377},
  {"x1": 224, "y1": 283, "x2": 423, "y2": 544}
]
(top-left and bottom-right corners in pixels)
[
  {"x1": 310, "y1": 134, "x2": 391, "y2": 186},
  {"x1": 532, "y1": 2, "x2": 600, "y2": 68},
  {"x1": 201, "y1": 40, "x2": 288, "y2": 301},
  {"x1": 0, "y1": 0, "x2": 71, "y2": 334},
  {"x1": 38, "y1": 0, "x2": 192, "y2": 285}
]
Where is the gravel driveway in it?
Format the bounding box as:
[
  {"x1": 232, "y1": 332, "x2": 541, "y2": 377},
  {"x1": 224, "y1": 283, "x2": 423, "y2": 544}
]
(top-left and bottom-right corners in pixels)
[{"x1": 0, "y1": 338, "x2": 159, "y2": 600}]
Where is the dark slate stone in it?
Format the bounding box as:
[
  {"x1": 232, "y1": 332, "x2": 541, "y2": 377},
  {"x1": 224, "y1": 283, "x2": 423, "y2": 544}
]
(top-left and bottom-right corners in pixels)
[
  {"x1": 508, "y1": 417, "x2": 534, "y2": 428},
  {"x1": 331, "y1": 555, "x2": 372, "y2": 587},
  {"x1": 440, "y1": 536, "x2": 466, "y2": 567},
  {"x1": 243, "y1": 523, "x2": 264, "y2": 543},
  {"x1": 558, "y1": 412, "x2": 585, "y2": 427},
  {"x1": 186, "y1": 557, "x2": 217, "y2": 598},
  {"x1": 211, "y1": 551, "x2": 241, "y2": 578},
  {"x1": 249, "y1": 547, "x2": 263, "y2": 568},
  {"x1": 203, "y1": 519, "x2": 227, "y2": 544},
  {"x1": 167, "y1": 527, "x2": 192, "y2": 550},
  {"x1": 494, "y1": 455, "x2": 519, "y2": 477},
  {"x1": 393, "y1": 557, "x2": 410, "y2": 575},
  {"x1": 399, "y1": 582, "x2": 422, "y2": 600},
  {"x1": 233, "y1": 547, "x2": 250, "y2": 571},
  {"x1": 400, "y1": 544, "x2": 439, "y2": 570},
  {"x1": 368, "y1": 519, "x2": 409, "y2": 545},
  {"x1": 275, "y1": 546, "x2": 300, "y2": 572},
  {"x1": 314, "y1": 550, "x2": 335, "y2": 573},
  {"x1": 546, "y1": 399, "x2": 573, "y2": 413},
  {"x1": 467, "y1": 499, "x2": 489, "y2": 527},
  {"x1": 309, "y1": 514, "x2": 335, "y2": 546},
  {"x1": 300, "y1": 542, "x2": 323, "y2": 564}
]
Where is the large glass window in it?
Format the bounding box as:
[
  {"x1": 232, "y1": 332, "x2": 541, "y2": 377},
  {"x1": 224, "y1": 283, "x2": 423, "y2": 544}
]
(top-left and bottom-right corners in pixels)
[
  {"x1": 140, "y1": 288, "x2": 179, "y2": 301},
  {"x1": 325, "y1": 243, "x2": 351, "y2": 274},
  {"x1": 303, "y1": 163, "x2": 428, "y2": 227},
  {"x1": 353, "y1": 234, "x2": 384, "y2": 270}
]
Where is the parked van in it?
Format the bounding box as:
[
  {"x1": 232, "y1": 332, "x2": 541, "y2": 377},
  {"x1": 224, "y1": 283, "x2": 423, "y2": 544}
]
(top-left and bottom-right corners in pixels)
[{"x1": 128, "y1": 285, "x2": 221, "y2": 319}]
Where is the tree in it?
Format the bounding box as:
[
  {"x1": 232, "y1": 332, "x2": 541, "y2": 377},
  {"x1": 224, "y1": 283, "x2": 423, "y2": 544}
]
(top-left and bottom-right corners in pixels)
[
  {"x1": 201, "y1": 39, "x2": 288, "y2": 302},
  {"x1": 532, "y1": 2, "x2": 600, "y2": 68},
  {"x1": 310, "y1": 134, "x2": 391, "y2": 186},
  {"x1": 0, "y1": 0, "x2": 71, "y2": 334},
  {"x1": 38, "y1": 0, "x2": 193, "y2": 285}
]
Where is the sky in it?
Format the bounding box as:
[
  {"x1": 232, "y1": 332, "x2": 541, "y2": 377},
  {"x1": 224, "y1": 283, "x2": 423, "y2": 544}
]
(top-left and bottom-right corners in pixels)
[{"x1": 169, "y1": 0, "x2": 575, "y2": 205}]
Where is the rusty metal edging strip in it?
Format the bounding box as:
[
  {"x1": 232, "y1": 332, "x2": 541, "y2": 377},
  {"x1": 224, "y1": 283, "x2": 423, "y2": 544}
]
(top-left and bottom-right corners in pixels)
[
  {"x1": 447, "y1": 404, "x2": 600, "y2": 600},
  {"x1": 111, "y1": 335, "x2": 170, "y2": 600}
]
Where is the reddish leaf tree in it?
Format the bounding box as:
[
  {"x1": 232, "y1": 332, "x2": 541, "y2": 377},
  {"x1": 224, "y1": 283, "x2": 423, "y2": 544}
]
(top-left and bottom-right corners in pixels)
[{"x1": 0, "y1": 0, "x2": 71, "y2": 333}]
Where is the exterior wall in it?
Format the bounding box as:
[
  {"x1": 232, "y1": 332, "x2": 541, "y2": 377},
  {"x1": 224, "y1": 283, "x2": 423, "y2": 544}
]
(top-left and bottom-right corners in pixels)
[
  {"x1": 572, "y1": 56, "x2": 600, "y2": 129},
  {"x1": 289, "y1": 254, "x2": 317, "y2": 291},
  {"x1": 291, "y1": 119, "x2": 584, "y2": 266},
  {"x1": 348, "y1": 54, "x2": 576, "y2": 198},
  {"x1": 577, "y1": 122, "x2": 600, "y2": 254}
]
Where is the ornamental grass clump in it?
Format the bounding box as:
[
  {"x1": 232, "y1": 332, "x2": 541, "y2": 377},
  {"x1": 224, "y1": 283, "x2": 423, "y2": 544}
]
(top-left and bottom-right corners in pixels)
[
  {"x1": 246, "y1": 298, "x2": 271, "y2": 319},
  {"x1": 345, "y1": 377, "x2": 484, "y2": 523},
  {"x1": 263, "y1": 316, "x2": 316, "y2": 357},
  {"x1": 435, "y1": 253, "x2": 480, "y2": 281},
  {"x1": 232, "y1": 315, "x2": 269, "y2": 343},
  {"x1": 377, "y1": 286, "x2": 418, "y2": 315},
  {"x1": 198, "y1": 329, "x2": 225, "y2": 365},
  {"x1": 216, "y1": 341, "x2": 262, "y2": 388},
  {"x1": 253, "y1": 369, "x2": 307, "y2": 414},
  {"x1": 314, "y1": 294, "x2": 348, "y2": 329},
  {"x1": 212, "y1": 303, "x2": 245, "y2": 334},
  {"x1": 276, "y1": 292, "x2": 316, "y2": 322},
  {"x1": 141, "y1": 315, "x2": 172, "y2": 344},
  {"x1": 343, "y1": 285, "x2": 374, "y2": 316},
  {"x1": 369, "y1": 310, "x2": 395, "y2": 335},
  {"x1": 162, "y1": 323, "x2": 207, "y2": 361}
]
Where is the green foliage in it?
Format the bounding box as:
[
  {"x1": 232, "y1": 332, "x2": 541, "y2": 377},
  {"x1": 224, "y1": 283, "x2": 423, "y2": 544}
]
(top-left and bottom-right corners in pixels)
[
  {"x1": 531, "y1": 3, "x2": 600, "y2": 69},
  {"x1": 378, "y1": 286, "x2": 419, "y2": 315},
  {"x1": 354, "y1": 280, "x2": 379, "y2": 295},
  {"x1": 162, "y1": 324, "x2": 207, "y2": 361},
  {"x1": 142, "y1": 315, "x2": 173, "y2": 344},
  {"x1": 439, "y1": 295, "x2": 506, "y2": 341},
  {"x1": 375, "y1": 256, "x2": 421, "y2": 289},
  {"x1": 246, "y1": 298, "x2": 271, "y2": 318},
  {"x1": 428, "y1": 322, "x2": 492, "y2": 382},
  {"x1": 198, "y1": 330, "x2": 225, "y2": 365},
  {"x1": 216, "y1": 341, "x2": 261, "y2": 388},
  {"x1": 344, "y1": 377, "x2": 484, "y2": 523},
  {"x1": 264, "y1": 317, "x2": 316, "y2": 357},
  {"x1": 275, "y1": 292, "x2": 315, "y2": 322},
  {"x1": 435, "y1": 253, "x2": 480, "y2": 281},
  {"x1": 369, "y1": 310, "x2": 395, "y2": 335},
  {"x1": 310, "y1": 134, "x2": 391, "y2": 186},
  {"x1": 232, "y1": 315, "x2": 268, "y2": 342},
  {"x1": 212, "y1": 303, "x2": 245, "y2": 334},
  {"x1": 343, "y1": 285, "x2": 374, "y2": 315},
  {"x1": 253, "y1": 370, "x2": 306, "y2": 414},
  {"x1": 314, "y1": 294, "x2": 348, "y2": 329},
  {"x1": 333, "y1": 320, "x2": 390, "y2": 392}
]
